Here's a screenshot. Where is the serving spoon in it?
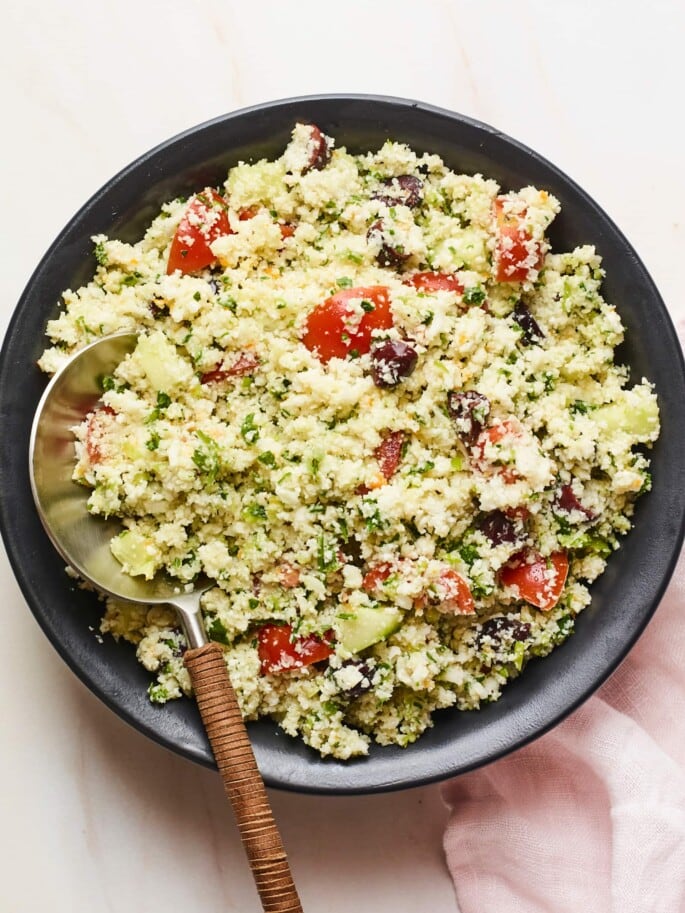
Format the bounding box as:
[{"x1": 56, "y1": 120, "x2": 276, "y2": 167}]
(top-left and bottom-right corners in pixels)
[{"x1": 29, "y1": 332, "x2": 303, "y2": 913}]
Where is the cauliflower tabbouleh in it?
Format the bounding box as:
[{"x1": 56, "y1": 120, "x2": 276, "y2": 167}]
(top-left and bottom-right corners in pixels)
[{"x1": 38, "y1": 123, "x2": 660, "y2": 759}]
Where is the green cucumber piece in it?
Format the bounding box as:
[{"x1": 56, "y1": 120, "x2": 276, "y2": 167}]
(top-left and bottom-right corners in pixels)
[
  {"x1": 337, "y1": 605, "x2": 403, "y2": 653},
  {"x1": 133, "y1": 331, "x2": 196, "y2": 393},
  {"x1": 110, "y1": 529, "x2": 157, "y2": 579},
  {"x1": 594, "y1": 389, "x2": 659, "y2": 441}
]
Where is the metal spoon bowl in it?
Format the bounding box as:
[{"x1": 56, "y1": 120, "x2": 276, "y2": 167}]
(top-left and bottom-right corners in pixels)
[
  {"x1": 29, "y1": 332, "x2": 302, "y2": 913},
  {"x1": 29, "y1": 332, "x2": 207, "y2": 646}
]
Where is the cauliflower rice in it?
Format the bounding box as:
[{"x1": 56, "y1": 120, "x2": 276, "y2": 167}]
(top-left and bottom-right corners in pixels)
[{"x1": 38, "y1": 123, "x2": 659, "y2": 759}]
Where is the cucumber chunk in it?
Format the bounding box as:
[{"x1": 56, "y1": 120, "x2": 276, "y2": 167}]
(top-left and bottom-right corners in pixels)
[
  {"x1": 594, "y1": 386, "x2": 659, "y2": 442},
  {"x1": 337, "y1": 605, "x2": 403, "y2": 654},
  {"x1": 110, "y1": 529, "x2": 158, "y2": 579},
  {"x1": 132, "y1": 331, "x2": 196, "y2": 394},
  {"x1": 226, "y1": 160, "x2": 288, "y2": 208}
]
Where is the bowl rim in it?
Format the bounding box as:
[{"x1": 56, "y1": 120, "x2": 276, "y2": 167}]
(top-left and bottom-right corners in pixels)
[{"x1": 2, "y1": 93, "x2": 684, "y2": 794}]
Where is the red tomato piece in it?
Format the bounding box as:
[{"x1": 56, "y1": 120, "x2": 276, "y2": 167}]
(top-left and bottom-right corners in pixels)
[
  {"x1": 238, "y1": 205, "x2": 260, "y2": 221},
  {"x1": 279, "y1": 563, "x2": 301, "y2": 589},
  {"x1": 167, "y1": 189, "x2": 231, "y2": 275},
  {"x1": 374, "y1": 430, "x2": 407, "y2": 481},
  {"x1": 257, "y1": 624, "x2": 334, "y2": 674},
  {"x1": 361, "y1": 562, "x2": 394, "y2": 594},
  {"x1": 434, "y1": 568, "x2": 475, "y2": 615},
  {"x1": 494, "y1": 196, "x2": 543, "y2": 283},
  {"x1": 472, "y1": 417, "x2": 523, "y2": 483},
  {"x1": 405, "y1": 271, "x2": 464, "y2": 293},
  {"x1": 85, "y1": 405, "x2": 116, "y2": 463},
  {"x1": 500, "y1": 551, "x2": 569, "y2": 611},
  {"x1": 302, "y1": 286, "x2": 393, "y2": 362},
  {"x1": 200, "y1": 351, "x2": 260, "y2": 384},
  {"x1": 238, "y1": 205, "x2": 295, "y2": 240},
  {"x1": 505, "y1": 505, "x2": 531, "y2": 523}
]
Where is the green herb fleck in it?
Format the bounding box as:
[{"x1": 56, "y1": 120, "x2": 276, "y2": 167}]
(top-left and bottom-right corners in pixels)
[
  {"x1": 243, "y1": 502, "x2": 267, "y2": 522},
  {"x1": 363, "y1": 504, "x2": 385, "y2": 533},
  {"x1": 570, "y1": 400, "x2": 590, "y2": 415},
  {"x1": 258, "y1": 450, "x2": 276, "y2": 467},
  {"x1": 409, "y1": 460, "x2": 435, "y2": 476},
  {"x1": 148, "y1": 683, "x2": 169, "y2": 703},
  {"x1": 317, "y1": 532, "x2": 340, "y2": 573},
  {"x1": 240, "y1": 413, "x2": 260, "y2": 445},
  {"x1": 192, "y1": 430, "x2": 221, "y2": 483},
  {"x1": 344, "y1": 250, "x2": 363, "y2": 264},
  {"x1": 459, "y1": 543, "x2": 479, "y2": 566},
  {"x1": 207, "y1": 617, "x2": 230, "y2": 645},
  {"x1": 145, "y1": 391, "x2": 172, "y2": 423},
  {"x1": 94, "y1": 241, "x2": 108, "y2": 266},
  {"x1": 464, "y1": 286, "x2": 486, "y2": 305}
]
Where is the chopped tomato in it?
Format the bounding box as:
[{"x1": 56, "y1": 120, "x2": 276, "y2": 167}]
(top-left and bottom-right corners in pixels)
[
  {"x1": 200, "y1": 351, "x2": 260, "y2": 384},
  {"x1": 405, "y1": 271, "x2": 463, "y2": 293},
  {"x1": 374, "y1": 430, "x2": 406, "y2": 481},
  {"x1": 167, "y1": 189, "x2": 231, "y2": 275},
  {"x1": 500, "y1": 551, "x2": 569, "y2": 611},
  {"x1": 494, "y1": 196, "x2": 543, "y2": 283},
  {"x1": 238, "y1": 205, "x2": 260, "y2": 221},
  {"x1": 361, "y1": 562, "x2": 394, "y2": 594},
  {"x1": 85, "y1": 405, "x2": 116, "y2": 463},
  {"x1": 433, "y1": 568, "x2": 475, "y2": 615},
  {"x1": 238, "y1": 204, "x2": 295, "y2": 240},
  {"x1": 505, "y1": 505, "x2": 531, "y2": 523},
  {"x1": 302, "y1": 286, "x2": 393, "y2": 362},
  {"x1": 472, "y1": 417, "x2": 523, "y2": 483},
  {"x1": 279, "y1": 563, "x2": 301, "y2": 589},
  {"x1": 257, "y1": 624, "x2": 334, "y2": 674}
]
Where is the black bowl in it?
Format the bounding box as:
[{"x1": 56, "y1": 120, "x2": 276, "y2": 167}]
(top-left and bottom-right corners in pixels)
[{"x1": 2, "y1": 95, "x2": 684, "y2": 794}]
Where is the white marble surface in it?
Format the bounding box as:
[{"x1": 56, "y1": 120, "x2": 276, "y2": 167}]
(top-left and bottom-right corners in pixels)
[{"x1": 2, "y1": 1, "x2": 684, "y2": 911}]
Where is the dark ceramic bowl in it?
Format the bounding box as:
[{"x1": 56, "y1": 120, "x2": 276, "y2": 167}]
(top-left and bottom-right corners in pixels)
[{"x1": 2, "y1": 95, "x2": 684, "y2": 794}]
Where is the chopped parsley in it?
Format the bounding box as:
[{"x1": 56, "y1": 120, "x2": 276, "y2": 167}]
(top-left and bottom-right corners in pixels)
[
  {"x1": 258, "y1": 450, "x2": 276, "y2": 467},
  {"x1": 145, "y1": 391, "x2": 172, "y2": 423},
  {"x1": 192, "y1": 430, "x2": 221, "y2": 483},
  {"x1": 240, "y1": 413, "x2": 260, "y2": 445},
  {"x1": 463, "y1": 286, "x2": 486, "y2": 305},
  {"x1": 94, "y1": 240, "x2": 108, "y2": 266}
]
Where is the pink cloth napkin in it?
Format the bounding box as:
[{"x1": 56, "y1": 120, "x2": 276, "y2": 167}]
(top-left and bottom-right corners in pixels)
[{"x1": 442, "y1": 547, "x2": 685, "y2": 913}]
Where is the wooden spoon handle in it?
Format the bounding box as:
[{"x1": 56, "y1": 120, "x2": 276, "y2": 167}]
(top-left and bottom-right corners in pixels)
[{"x1": 184, "y1": 642, "x2": 303, "y2": 913}]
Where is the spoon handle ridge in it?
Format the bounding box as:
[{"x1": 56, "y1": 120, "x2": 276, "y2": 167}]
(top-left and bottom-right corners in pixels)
[{"x1": 184, "y1": 642, "x2": 303, "y2": 913}]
